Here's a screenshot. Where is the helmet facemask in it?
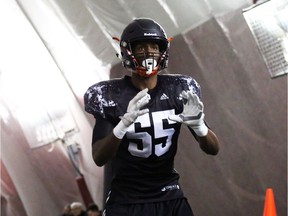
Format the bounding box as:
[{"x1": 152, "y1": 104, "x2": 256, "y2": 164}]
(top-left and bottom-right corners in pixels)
[{"x1": 128, "y1": 41, "x2": 166, "y2": 77}]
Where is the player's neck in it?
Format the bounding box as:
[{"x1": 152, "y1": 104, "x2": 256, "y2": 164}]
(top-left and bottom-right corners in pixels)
[{"x1": 131, "y1": 73, "x2": 158, "y2": 90}]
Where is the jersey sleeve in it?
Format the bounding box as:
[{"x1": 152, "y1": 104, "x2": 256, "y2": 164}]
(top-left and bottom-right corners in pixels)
[
  {"x1": 179, "y1": 75, "x2": 202, "y2": 98},
  {"x1": 84, "y1": 82, "x2": 117, "y2": 119}
]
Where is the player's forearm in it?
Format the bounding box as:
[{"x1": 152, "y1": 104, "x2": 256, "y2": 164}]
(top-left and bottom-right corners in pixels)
[
  {"x1": 92, "y1": 132, "x2": 121, "y2": 167},
  {"x1": 197, "y1": 129, "x2": 219, "y2": 155}
]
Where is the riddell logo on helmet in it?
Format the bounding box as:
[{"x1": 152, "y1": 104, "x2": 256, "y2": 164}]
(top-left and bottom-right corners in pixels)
[{"x1": 144, "y1": 33, "x2": 157, "y2": 36}]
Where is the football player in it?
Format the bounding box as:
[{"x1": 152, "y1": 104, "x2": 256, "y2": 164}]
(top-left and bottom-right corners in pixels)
[{"x1": 84, "y1": 18, "x2": 220, "y2": 216}]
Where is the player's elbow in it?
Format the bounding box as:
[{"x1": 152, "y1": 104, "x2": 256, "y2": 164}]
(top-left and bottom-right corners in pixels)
[
  {"x1": 95, "y1": 161, "x2": 105, "y2": 167},
  {"x1": 207, "y1": 148, "x2": 219, "y2": 155},
  {"x1": 200, "y1": 143, "x2": 219, "y2": 155},
  {"x1": 93, "y1": 156, "x2": 106, "y2": 167}
]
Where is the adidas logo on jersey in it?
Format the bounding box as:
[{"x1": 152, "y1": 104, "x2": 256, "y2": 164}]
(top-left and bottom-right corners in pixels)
[{"x1": 160, "y1": 93, "x2": 169, "y2": 100}]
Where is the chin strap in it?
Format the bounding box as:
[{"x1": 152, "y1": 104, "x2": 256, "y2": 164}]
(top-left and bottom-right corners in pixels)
[{"x1": 135, "y1": 67, "x2": 159, "y2": 77}]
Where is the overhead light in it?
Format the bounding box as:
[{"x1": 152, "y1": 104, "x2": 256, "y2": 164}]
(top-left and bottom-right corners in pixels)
[{"x1": 243, "y1": 0, "x2": 288, "y2": 78}]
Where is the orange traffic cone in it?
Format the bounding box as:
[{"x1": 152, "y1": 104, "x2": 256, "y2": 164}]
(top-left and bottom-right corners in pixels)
[{"x1": 263, "y1": 188, "x2": 277, "y2": 216}]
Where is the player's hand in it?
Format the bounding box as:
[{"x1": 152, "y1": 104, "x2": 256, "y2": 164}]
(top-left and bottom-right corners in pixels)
[
  {"x1": 169, "y1": 90, "x2": 208, "y2": 137},
  {"x1": 113, "y1": 88, "x2": 150, "y2": 139},
  {"x1": 122, "y1": 88, "x2": 150, "y2": 126}
]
